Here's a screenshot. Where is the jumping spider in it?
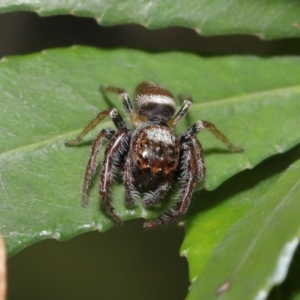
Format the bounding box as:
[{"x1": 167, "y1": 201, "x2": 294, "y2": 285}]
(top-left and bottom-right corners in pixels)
[{"x1": 66, "y1": 81, "x2": 243, "y2": 228}]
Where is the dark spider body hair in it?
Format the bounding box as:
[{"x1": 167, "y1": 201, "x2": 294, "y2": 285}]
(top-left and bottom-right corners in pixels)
[{"x1": 66, "y1": 81, "x2": 243, "y2": 228}]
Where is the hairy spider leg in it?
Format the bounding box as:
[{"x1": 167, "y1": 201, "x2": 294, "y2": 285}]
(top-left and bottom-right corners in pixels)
[
  {"x1": 143, "y1": 178, "x2": 174, "y2": 208},
  {"x1": 185, "y1": 121, "x2": 244, "y2": 152},
  {"x1": 82, "y1": 128, "x2": 115, "y2": 207},
  {"x1": 144, "y1": 118, "x2": 243, "y2": 228},
  {"x1": 123, "y1": 155, "x2": 137, "y2": 208},
  {"x1": 65, "y1": 108, "x2": 126, "y2": 146},
  {"x1": 100, "y1": 85, "x2": 139, "y2": 125},
  {"x1": 168, "y1": 96, "x2": 193, "y2": 127},
  {"x1": 100, "y1": 127, "x2": 131, "y2": 225},
  {"x1": 79, "y1": 108, "x2": 126, "y2": 205},
  {"x1": 144, "y1": 134, "x2": 204, "y2": 228}
]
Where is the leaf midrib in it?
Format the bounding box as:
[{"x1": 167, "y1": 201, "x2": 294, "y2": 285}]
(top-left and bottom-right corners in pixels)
[
  {"x1": 229, "y1": 172, "x2": 300, "y2": 280},
  {"x1": 1, "y1": 84, "x2": 299, "y2": 160}
]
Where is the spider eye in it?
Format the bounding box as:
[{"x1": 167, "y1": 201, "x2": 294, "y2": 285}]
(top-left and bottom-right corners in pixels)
[{"x1": 134, "y1": 81, "x2": 176, "y2": 123}]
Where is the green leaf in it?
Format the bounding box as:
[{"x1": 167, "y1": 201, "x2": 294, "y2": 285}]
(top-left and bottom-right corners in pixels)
[
  {"x1": 182, "y1": 145, "x2": 300, "y2": 300},
  {"x1": 0, "y1": 0, "x2": 300, "y2": 39},
  {"x1": 0, "y1": 47, "x2": 300, "y2": 257}
]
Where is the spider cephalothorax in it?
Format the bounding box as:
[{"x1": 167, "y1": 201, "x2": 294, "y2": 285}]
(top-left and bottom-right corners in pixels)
[{"x1": 66, "y1": 81, "x2": 243, "y2": 228}]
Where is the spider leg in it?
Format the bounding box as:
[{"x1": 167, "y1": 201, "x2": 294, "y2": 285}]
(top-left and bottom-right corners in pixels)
[
  {"x1": 168, "y1": 96, "x2": 193, "y2": 127},
  {"x1": 123, "y1": 156, "x2": 138, "y2": 208},
  {"x1": 185, "y1": 120, "x2": 243, "y2": 152},
  {"x1": 168, "y1": 96, "x2": 243, "y2": 152},
  {"x1": 144, "y1": 134, "x2": 204, "y2": 228},
  {"x1": 144, "y1": 118, "x2": 243, "y2": 228},
  {"x1": 100, "y1": 85, "x2": 138, "y2": 124},
  {"x1": 81, "y1": 109, "x2": 126, "y2": 206},
  {"x1": 100, "y1": 127, "x2": 131, "y2": 225},
  {"x1": 144, "y1": 178, "x2": 197, "y2": 228},
  {"x1": 82, "y1": 129, "x2": 115, "y2": 207},
  {"x1": 143, "y1": 179, "x2": 174, "y2": 208},
  {"x1": 65, "y1": 108, "x2": 126, "y2": 147}
]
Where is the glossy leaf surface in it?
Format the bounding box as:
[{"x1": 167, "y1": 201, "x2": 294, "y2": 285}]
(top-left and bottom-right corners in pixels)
[
  {"x1": 183, "y1": 147, "x2": 300, "y2": 299},
  {"x1": 0, "y1": 47, "x2": 300, "y2": 259},
  {"x1": 0, "y1": 0, "x2": 300, "y2": 39}
]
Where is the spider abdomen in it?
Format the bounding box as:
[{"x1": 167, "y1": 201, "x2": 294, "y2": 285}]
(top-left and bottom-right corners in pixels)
[{"x1": 132, "y1": 124, "x2": 179, "y2": 175}]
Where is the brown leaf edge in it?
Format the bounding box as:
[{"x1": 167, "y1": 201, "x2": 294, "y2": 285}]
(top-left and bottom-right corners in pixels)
[{"x1": 0, "y1": 234, "x2": 6, "y2": 300}]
